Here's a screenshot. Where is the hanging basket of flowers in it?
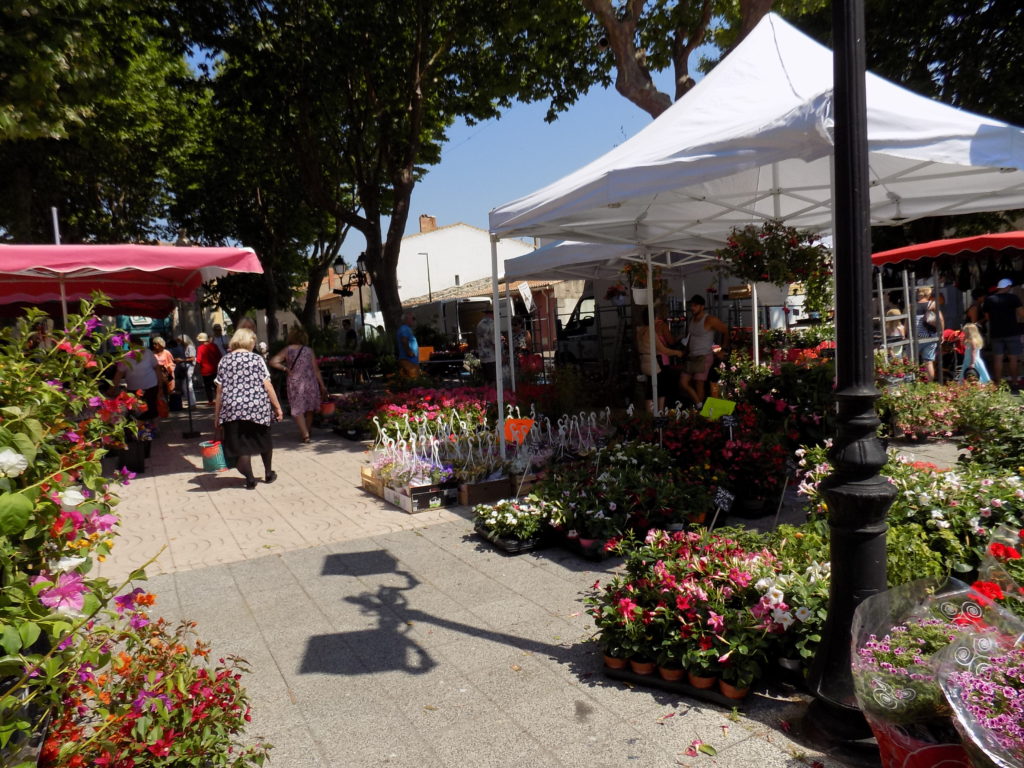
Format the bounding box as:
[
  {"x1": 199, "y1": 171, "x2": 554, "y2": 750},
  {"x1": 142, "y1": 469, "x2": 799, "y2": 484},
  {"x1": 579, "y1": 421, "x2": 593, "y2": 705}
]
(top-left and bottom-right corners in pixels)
[
  {"x1": 621, "y1": 262, "x2": 670, "y2": 301},
  {"x1": 716, "y1": 221, "x2": 832, "y2": 314}
]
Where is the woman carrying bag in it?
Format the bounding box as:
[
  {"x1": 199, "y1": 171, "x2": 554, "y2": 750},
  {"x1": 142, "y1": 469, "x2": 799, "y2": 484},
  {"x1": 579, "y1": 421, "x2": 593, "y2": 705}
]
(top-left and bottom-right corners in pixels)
[
  {"x1": 213, "y1": 328, "x2": 284, "y2": 489},
  {"x1": 269, "y1": 327, "x2": 328, "y2": 443}
]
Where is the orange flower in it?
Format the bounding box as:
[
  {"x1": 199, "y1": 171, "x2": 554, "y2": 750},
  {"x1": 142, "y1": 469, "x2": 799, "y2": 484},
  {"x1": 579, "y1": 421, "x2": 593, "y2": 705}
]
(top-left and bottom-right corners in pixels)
[{"x1": 135, "y1": 592, "x2": 156, "y2": 606}]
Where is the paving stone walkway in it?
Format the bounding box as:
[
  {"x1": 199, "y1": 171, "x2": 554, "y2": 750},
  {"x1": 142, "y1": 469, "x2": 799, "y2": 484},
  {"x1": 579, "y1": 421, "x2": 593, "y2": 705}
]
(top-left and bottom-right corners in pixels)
[{"x1": 98, "y1": 408, "x2": 877, "y2": 767}]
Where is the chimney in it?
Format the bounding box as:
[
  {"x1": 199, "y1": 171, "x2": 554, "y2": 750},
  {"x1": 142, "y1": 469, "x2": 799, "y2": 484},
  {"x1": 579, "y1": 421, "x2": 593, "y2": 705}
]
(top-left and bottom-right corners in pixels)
[{"x1": 419, "y1": 214, "x2": 437, "y2": 233}]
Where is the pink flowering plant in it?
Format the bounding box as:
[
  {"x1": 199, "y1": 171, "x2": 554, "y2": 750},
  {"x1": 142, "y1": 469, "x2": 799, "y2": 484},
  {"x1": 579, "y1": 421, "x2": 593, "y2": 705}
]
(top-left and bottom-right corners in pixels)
[
  {"x1": 0, "y1": 302, "x2": 154, "y2": 759},
  {"x1": 586, "y1": 528, "x2": 780, "y2": 686},
  {"x1": 939, "y1": 633, "x2": 1024, "y2": 766}
]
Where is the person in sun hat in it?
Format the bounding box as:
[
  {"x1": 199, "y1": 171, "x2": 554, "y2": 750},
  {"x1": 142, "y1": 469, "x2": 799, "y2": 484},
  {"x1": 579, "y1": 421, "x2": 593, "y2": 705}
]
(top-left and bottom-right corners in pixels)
[
  {"x1": 984, "y1": 278, "x2": 1024, "y2": 389},
  {"x1": 195, "y1": 332, "x2": 222, "y2": 402}
]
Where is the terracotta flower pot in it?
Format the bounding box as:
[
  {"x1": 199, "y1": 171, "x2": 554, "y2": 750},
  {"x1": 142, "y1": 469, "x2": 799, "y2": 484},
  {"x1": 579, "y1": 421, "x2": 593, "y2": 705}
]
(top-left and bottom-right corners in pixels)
[
  {"x1": 629, "y1": 659, "x2": 656, "y2": 675},
  {"x1": 658, "y1": 665, "x2": 685, "y2": 682},
  {"x1": 718, "y1": 679, "x2": 750, "y2": 699},
  {"x1": 603, "y1": 654, "x2": 628, "y2": 670},
  {"x1": 687, "y1": 670, "x2": 717, "y2": 689}
]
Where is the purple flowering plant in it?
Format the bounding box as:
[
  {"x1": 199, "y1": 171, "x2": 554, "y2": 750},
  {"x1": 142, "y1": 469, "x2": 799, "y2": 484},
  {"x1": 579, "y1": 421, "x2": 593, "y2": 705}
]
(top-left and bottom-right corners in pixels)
[
  {"x1": 852, "y1": 616, "x2": 958, "y2": 723},
  {"x1": 941, "y1": 642, "x2": 1024, "y2": 764}
]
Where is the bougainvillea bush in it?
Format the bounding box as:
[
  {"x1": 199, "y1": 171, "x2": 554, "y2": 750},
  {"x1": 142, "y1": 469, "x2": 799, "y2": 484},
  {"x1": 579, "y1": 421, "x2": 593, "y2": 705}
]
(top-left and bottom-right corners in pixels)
[{"x1": 0, "y1": 305, "x2": 140, "y2": 762}]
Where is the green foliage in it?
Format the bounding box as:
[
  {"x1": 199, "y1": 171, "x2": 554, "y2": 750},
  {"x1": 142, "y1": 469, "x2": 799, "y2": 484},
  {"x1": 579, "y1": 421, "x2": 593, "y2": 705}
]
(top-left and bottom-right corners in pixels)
[
  {"x1": 0, "y1": 5, "x2": 198, "y2": 242},
  {"x1": 886, "y1": 523, "x2": 949, "y2": 586}
]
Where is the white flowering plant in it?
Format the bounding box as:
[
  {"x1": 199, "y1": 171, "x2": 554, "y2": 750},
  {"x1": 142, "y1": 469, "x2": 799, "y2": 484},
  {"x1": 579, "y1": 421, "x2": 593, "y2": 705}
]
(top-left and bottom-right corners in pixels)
[
  {"x1": 472, "y1": 495, "x2": 554, "y2": 541},
  {"x1": 797, "y1": 444, "x2": 1024, "y2": 575}
]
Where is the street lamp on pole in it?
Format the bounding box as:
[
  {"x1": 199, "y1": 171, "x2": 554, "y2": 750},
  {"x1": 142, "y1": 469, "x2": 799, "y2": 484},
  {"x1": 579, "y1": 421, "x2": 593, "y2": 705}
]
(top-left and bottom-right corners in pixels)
[
  {"x1": 355, "y1": 253, "x2": 367, "y2": 341},
  {"x1": 418, "y1": 252, "x2": 432, "y2": 302}
]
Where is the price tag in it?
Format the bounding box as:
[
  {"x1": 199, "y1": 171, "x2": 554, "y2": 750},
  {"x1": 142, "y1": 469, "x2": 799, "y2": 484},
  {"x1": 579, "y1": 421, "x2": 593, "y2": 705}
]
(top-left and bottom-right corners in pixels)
[
  {"x1": 713, "y1": 487, "x2": 735, "y2": 512},
  {"x1": 720, "y1": 415, "x2": 738, "y2": 428},
  {"x1": 653, "y1": 417, "x2": 669, "y2": 429},
  {"x1": 504, "y1": 418, "x2": 535, "y2": 445},
  {"x1": 785, "y1": 457, "x2": 799, "y2": 474}
]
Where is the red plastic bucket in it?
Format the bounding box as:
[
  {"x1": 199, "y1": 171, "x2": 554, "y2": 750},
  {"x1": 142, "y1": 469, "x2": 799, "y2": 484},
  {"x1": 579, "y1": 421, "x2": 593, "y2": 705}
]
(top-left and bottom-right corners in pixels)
[{"x1": 320, "y1": 401, "x2": 336, "y2": 416}]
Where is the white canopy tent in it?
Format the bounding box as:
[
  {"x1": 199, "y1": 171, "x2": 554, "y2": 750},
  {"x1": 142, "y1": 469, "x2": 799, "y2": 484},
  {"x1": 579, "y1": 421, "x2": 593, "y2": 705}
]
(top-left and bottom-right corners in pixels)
[
  {"x1": 489, "y1": 13, "x2": 1024, "y2": 248},
  {"x1": 486, "y1": 12, "x2": 1024, "y2": 444},
  {"x1": 502, "y1": 240, "x2": 721, "y2": 283}
]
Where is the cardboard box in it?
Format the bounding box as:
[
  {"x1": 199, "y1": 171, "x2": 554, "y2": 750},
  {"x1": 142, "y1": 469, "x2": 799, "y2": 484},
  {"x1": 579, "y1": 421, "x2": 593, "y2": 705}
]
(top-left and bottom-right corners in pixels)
[
  {"x1": 383, "y1": 482, "x2": 459, "y2": 514},
  {"x1": 458, "y1": 478, "x2": 513, "y2": 507}
]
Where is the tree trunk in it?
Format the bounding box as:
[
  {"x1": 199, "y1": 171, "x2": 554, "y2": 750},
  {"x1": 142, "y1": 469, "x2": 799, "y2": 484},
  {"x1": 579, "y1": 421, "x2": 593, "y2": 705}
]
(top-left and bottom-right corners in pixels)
[
  {"x1": 300, "y1": 262, "x2": 330, "y2": 333},
  {"x1": 12, "y1": 159, "x2": 34, "y2": 242}
]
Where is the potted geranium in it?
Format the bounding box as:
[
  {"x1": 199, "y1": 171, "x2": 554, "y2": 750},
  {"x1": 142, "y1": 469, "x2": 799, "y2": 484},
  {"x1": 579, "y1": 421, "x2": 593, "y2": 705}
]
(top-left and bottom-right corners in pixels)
[
  {"x1": 621, "y1": 262, "x2": 668, "y2": 304},
  {"x1": 605, "y1": 282, "x2": 629, "y2": 306}
]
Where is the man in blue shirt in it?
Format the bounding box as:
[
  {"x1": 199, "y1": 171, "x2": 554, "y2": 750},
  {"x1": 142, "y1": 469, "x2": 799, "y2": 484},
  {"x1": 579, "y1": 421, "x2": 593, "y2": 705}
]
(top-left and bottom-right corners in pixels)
[{"x1": 396, "y1": 312, "x2": 420, "y2": 377}]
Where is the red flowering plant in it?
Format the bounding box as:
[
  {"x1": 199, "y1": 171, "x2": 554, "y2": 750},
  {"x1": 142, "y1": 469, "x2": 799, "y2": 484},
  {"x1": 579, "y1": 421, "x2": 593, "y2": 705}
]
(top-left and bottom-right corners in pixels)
[
  {"x1": 40, "y1": 593, "x2": 269, "y2": 768},
  {"x1": 0, "y1": 300, "x2": 147, "y2": 762},
  {"x1": 979, "y1": 524, "x2": 1024, "y2": 592},
  {"x1": 586, "y1": 528, "x2": 779, "y2": 687},
  {"x1": 716, "y1": 220, "x2": 833, "y2": 314}
]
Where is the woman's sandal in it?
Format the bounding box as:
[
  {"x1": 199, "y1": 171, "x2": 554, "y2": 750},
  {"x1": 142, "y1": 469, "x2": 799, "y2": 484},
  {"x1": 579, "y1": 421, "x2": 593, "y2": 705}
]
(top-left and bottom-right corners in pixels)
[
  {"x1": 265, "y1": 471, "x2": 278, "y2": 484},
  {"x1": 244, "y1": 476, "x2": 258, "y2": 490}
]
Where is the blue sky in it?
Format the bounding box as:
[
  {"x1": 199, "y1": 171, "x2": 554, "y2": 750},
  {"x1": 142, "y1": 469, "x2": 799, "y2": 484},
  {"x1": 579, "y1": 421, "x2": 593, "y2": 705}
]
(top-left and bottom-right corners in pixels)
[{"x1": 377, "y1": 69, "x2": 680, "y2": 251}]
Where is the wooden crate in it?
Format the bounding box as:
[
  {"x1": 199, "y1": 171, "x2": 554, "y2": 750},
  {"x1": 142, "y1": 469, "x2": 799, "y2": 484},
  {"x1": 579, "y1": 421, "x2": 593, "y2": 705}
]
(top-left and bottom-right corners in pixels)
[
  {"x1": 458, "y1": 478, "x2": 513, "y2": 507},
  {"x1": 509, "y1": 472, "x2": 544, "y2": 496},
  {"x1": 360, "y1": 466, "x2": 384, "y2": 499}
]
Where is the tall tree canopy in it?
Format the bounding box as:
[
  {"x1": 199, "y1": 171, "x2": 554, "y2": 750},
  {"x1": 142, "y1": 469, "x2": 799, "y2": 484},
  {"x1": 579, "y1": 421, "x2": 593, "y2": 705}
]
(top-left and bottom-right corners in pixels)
[
  {"x1": 0, "y1": 2, "x2": 198, "y2": 243},
  {"x1": 181, "y1": 0, "x2": 610, "y2": 333}
]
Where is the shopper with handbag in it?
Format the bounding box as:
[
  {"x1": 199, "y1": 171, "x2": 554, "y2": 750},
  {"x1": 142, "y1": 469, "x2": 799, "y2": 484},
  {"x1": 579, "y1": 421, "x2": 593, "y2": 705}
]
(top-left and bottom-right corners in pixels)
[{"x1": 269, "y1": 327, "x2": 328, "y2": 443}]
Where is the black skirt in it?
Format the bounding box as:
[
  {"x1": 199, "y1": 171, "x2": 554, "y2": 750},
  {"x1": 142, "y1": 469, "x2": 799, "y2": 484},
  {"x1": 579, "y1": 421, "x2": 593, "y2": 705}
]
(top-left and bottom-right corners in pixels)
[{"x1": 221, "y1": 420, "x2": 272, "y2": 457}]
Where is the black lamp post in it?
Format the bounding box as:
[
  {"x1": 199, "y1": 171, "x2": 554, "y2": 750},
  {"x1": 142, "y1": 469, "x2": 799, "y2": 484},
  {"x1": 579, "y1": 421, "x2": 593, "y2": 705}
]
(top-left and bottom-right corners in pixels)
[
  {"x1": 331, "y1": 254, "x2": 369, "y2": 341},
  {"x1": 802, "y1": 0, "x2": 896, "y2": 752},
  {"x1": 355, "y1": 253, "x2": 368, "y2": 341}
]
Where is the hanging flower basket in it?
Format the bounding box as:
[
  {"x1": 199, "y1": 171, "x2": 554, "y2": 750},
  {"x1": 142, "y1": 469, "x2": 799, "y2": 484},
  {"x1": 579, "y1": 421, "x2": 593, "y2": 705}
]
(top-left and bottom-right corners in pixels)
[{"x1": 716, "y1": 220, "x2": 832, "y2": 314}]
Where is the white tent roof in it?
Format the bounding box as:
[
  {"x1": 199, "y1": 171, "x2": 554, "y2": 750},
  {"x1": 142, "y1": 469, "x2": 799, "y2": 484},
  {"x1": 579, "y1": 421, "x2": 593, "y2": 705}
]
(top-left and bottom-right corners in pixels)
[
  {"x1": 501, "y1": 240, "x2": 725, "y2": 282},
  {"x1": 488, "y1": 13, "x2": 1024, "y2": 250}
]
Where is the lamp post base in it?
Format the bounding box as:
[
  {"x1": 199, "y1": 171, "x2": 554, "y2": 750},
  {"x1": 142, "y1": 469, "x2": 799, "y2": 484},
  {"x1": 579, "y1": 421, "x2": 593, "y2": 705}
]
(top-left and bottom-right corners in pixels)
[{"x1": 799, "y1": 699, "x2": 880, "y2": 768}]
